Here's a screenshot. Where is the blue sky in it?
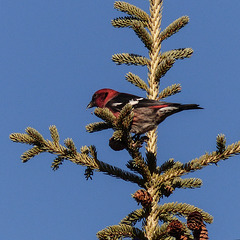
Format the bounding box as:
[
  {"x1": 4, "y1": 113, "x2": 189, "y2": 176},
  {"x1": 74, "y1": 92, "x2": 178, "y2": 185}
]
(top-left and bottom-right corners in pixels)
[{"x1": 1, "y1": 1, "x2": 240, "y2": 239}]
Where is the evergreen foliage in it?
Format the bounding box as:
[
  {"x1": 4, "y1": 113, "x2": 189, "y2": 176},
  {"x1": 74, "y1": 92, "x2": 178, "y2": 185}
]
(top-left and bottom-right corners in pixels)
[{"x1": 10, "y1": 0, "x2": 239, "y2": 239}]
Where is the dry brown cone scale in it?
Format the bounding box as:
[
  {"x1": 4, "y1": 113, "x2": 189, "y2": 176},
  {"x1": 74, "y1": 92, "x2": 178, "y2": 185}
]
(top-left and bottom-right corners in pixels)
[
  {"x1": 133, "y1": 189, "x2": 153, "y2": 208},
  {"x1": 187, "y1": 211, "x2": 209, "y2": 240},
  {"x1": 167, "y1": 220, "x2": 188, "y2": 240}
]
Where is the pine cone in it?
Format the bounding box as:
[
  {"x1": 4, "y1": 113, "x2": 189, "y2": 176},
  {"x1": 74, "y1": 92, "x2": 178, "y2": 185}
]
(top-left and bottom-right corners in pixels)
[
  {"x1": 187, "y1": 211, "x2": 204, "y2": 231},
  {"x1": 180, "y1": 236, "x2": 188, "y2": 240},
  {"x1": 199, "y1": 224, "x2": 209, "y2": 240},
  {"x1": 187, "y1": 211, "x2": 208, "y2": 240},
  {"x1": 109, "y1": 137, "x2": 126, "y2": 151},
  {"x1": 167, "y1": 220, "x2": 187, "y2": 240},
  {"x1": 133, "y1": 189, "x2": 153, "y2": 208}
]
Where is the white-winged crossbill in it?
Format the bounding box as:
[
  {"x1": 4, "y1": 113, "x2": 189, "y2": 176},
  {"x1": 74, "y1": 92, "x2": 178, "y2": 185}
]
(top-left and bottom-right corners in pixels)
[{"x1": 87, "y1": 88, "x2": 202, "y2": 135}]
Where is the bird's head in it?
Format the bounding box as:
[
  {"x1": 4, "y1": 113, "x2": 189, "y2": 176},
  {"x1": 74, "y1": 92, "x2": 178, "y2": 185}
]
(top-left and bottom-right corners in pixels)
[{"x1": 87, "y1": 88, "x2": 119, "y2": 109}]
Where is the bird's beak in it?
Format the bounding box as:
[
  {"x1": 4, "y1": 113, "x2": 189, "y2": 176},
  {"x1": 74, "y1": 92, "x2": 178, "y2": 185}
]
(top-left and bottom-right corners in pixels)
[{"x1": 86, "y1": 101, "x2": 94, "y2": 109}]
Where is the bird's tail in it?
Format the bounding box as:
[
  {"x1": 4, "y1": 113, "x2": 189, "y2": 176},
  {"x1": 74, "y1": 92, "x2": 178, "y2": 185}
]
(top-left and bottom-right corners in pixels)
[{"x1": 180, "y1": 104, "x2": 203, "y2": 110}]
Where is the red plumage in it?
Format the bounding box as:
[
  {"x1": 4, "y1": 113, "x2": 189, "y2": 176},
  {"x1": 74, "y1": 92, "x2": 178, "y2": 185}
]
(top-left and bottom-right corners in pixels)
[{"x1": 87, "y1": 88, "x2": 202, "y2": 135}]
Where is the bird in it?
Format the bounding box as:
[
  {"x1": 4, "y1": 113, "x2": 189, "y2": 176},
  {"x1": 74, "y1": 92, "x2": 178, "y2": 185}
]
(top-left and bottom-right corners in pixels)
[{"x1": 87, "y1": 88, "x2": 202, "y2": 135}]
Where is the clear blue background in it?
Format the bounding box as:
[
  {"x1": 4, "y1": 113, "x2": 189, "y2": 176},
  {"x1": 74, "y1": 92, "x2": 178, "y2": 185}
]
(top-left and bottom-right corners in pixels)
[{"x1": 1, "y1": 0, "x2": 240, "y2": 239}]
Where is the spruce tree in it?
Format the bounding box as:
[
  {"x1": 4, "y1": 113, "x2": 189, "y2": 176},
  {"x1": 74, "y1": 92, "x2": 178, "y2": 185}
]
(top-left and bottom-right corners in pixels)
[{"x1": 10, "y1": 0, "x2": 240, "y2": 239}]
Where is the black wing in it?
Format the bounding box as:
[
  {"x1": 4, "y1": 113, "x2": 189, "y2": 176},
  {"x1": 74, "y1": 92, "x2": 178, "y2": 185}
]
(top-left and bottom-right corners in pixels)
[{"x1": 105, "y1": 93, "x2": 167, "y2": 112}]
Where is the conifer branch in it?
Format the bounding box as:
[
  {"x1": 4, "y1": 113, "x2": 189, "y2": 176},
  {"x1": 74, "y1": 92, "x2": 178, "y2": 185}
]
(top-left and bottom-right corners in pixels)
[
  {"x1": 155, "y1": 57, "x2": 175, "y2": 81},
  {"x1": 153, "y1": 221, "x2": 194, "y2": 240},
  {"x1": 156, "y1": 202, "x2": 213, "y2": 224},
  {"x1": 10, "y1": 127, "x2": 144, "y2": 186},
  {"x1": 155, "y1": 138, "x2": 240, "y2": 189},
  {"x1": 125, "y1": 72, "x2": 149, "y2": 92},
  {"x1": 158, "y1": 84, "x2": 182, "y2": 100},
  {"x1": 144, "y1": 1, "x2": 164, "y2": 238},
  {"x1": 158, "y1": 214, "x2": 178, "y2": 224},
  {"x1": 172, "y1": 177, "x2": 202, "y2": 189},
  {"x1": 64, "y1": 138, "x2": 77, "y2": 153},
  {"x1": 157, "y1": 158, "x2": 175, "y2": 174},
  {"x1": 115, "y1": 104, "x2": 134, "y2": 131},
  {"x1": 97, "y1": 224, "x2": 147, "y2": 240},
  {"x1": 94, "y1": 108, "x2": 116, "y2": 124},
  {"x1": 112, "y1": 53, "x2": 149, "y2": 66},
  {"x1": 162, "y1": 48, "x2": 193, "y2": 60},
  {"x1": 25, "y1": 127, "x2": 46, "y2": 146},
  {"x1": 10, "y1": 133, "x2": 36, "y2": 145},
  {"x1": 87, "y1": 105, "x2": 152, "y2": 182},
  {"x1": 216, "y1": 134, "x2": 226, "y2": 154},
  {"x1": 86, "y1": 122, "x2": 113, "y2": 133},
  {"x1": 151, "y1": 223, "x2": 171, "y2": 240},
  {"x1": 159, "y1": 177, "x2": 202, "y2": 198},
  {"x1": 124, "y1": 138, "x2": 153, "y2": 182},
  {"x1": 127, "y1": 156, "x2": 152, "y2": 182},
  {"x1": 87, "y1": 105, "x2": 151, "y2": 183},
  {"x1": 89, "y1": 145, "x2": 97, "y2": 159},
  {"x1": 10, "y1": 1, "x2": 239, "y2": 239},
  {"x1": 21, "y1": 146, "x2": 45, "y2": 163},
  {"x1": 112, "y1": 130, "x2": 124, "y2": 141},
  {"x1": 96, "y1": 160, "x2": 144, "y2": 186},
  {"x1": 120, "y1": 208, "x2": 145, "y2": 226},
  {"x1": 51, "y1": 156, "x2": 64, "y2": 171},
  {"x1": 145, "y1": 151, "x2": 157, "y2": 174},
  {"x1": 114, "y1": 1, "x2": 149, "y2": 22},
  {"x1": 160, "y1": 16, "x2": 189, "y2": 42},
  {"x1": 107, "y1": 104, "x2": 135, "y2": 150},
  {"x1": 131, "y1": 22, "x2": 152, "y2": 50},
  {"x1": 125, "y1": 135, "x2": 152, "y2": 181},
  {"x1": 112, "y1": 16, "x2": 148, "y2": 28},
  {"x1": 49, "y1": 125, "x2": 60, "y2": 144},
  {"x1": 187, "y1": 140, "x2": 240, "y2": 168},
  {"x1": 145, "y1": 0, "x2": 163, "y2": 157}
]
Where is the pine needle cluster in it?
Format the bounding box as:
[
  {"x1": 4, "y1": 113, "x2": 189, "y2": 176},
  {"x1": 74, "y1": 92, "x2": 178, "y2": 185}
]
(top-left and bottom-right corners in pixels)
[{"x1": 9, "y1": 0, "x2": 239, "y2": 239}]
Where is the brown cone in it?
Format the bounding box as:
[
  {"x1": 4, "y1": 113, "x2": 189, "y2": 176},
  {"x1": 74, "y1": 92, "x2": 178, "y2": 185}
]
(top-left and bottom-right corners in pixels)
[
  {"x1": 187, "y1": 211, "x2": 204, "y2": 231},
  {"x1": 199, "y1": 224, "x2": 209, "y2": 240},
  {"x1": 167, "y1": 220, "x2": 187, "y2": 240},
  {"x1": 109, "y1": 137, "x2": 126, "y2": 151},
  {"x1": 187, "y1": 211, "x2": 208, "y2": 240},
  {"x1": 133, "y1": 189, "x2": 153, "y2": 208}
]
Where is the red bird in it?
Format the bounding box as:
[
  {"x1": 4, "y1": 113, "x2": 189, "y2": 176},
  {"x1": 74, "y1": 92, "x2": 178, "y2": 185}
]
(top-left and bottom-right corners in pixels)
[{"x1": 87, "y1": 88, "x2": 202, "y2": 135}]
